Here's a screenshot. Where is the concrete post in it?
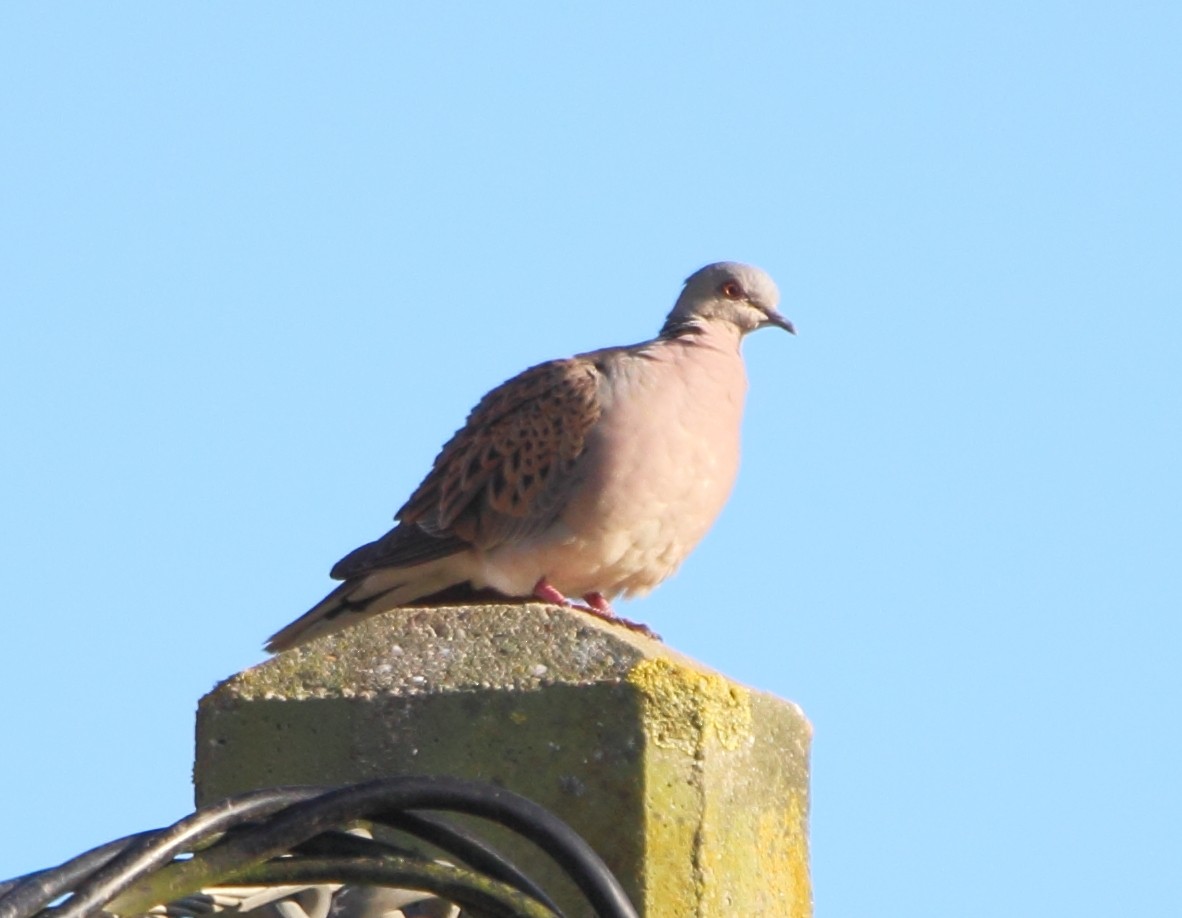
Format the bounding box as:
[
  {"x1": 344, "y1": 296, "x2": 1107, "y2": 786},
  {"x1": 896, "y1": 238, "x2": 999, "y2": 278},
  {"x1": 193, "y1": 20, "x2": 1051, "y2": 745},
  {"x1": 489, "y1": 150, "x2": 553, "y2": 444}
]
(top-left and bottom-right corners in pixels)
[{"x1": 196, "y1": 604, "x2": 811, "y2": 917}]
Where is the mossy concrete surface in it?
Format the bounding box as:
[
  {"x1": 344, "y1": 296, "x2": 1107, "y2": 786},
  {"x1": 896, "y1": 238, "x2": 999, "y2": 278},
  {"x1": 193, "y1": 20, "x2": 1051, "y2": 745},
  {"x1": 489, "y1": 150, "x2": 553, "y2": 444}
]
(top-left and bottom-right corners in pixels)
[{"x1": 196, "y1": 604, "x2": 811, "y2": 917}]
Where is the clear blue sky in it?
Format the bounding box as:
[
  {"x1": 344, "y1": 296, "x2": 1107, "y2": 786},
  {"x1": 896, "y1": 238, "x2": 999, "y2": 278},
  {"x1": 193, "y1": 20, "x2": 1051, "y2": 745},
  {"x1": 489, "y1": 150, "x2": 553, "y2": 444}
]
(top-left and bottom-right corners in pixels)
[{"x1": 2, "y1": 4, "x2": 1179, "y2": 915}]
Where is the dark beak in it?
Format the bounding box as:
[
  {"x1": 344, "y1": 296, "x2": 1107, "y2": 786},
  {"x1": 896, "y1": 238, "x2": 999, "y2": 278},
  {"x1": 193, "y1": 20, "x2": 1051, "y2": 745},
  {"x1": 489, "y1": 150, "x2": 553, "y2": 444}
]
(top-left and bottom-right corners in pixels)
[{"x1": 764, "y1": 310, "x2": 797, "y2": 335}]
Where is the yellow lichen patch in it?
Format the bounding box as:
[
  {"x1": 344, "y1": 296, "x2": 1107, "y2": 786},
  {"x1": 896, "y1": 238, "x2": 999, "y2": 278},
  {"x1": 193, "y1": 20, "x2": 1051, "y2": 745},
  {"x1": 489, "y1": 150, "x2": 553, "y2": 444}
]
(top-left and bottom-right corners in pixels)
[
  {"x1": 690, "y1": 790, "x2": 812, "y2": 916},
  {"x1": 627, "y1": 658, "x2": 753, "y2": 753},
  {"x1": 753, "y1": 792, "x2": 812, "y2": 917}
]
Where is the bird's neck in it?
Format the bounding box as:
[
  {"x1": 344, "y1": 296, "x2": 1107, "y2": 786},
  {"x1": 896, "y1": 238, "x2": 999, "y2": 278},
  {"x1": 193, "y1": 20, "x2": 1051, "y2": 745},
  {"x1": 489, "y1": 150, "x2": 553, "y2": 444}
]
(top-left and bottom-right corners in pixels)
[
  {"x1": 658, "y1": 313, "x2": 705, "y2": 339},
  {"x1": 656, "y1": 316, "x2": 742, "y2": 352}
]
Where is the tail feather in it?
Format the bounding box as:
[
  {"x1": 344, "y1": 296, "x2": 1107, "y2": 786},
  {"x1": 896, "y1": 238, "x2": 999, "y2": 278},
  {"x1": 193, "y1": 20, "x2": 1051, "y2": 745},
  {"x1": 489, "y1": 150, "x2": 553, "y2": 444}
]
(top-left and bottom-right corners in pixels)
[{"x1": 265, "y1": 556, "x2": 472, "y2": 653}]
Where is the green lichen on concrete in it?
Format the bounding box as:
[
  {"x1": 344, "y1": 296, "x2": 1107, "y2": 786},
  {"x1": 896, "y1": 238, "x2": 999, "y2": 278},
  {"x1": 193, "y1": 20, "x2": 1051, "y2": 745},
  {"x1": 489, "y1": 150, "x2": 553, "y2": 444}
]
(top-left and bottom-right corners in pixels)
[
  {"x1": 216, "y1": 603, "x2": 655, "y2": 702},
  {"x1": 196, "y1": 604, "x2": 811, "y2": 917}
]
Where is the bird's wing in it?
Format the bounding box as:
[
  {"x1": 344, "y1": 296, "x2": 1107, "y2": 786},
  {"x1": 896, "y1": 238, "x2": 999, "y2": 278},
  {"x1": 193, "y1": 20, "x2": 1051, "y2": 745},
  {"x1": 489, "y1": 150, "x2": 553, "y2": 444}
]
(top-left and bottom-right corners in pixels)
[
  {"x1": 328, "y1": 525, "x2": 470, "y2": 581},
  {"x1": 330, "y1": 356, "x2": 603, "y2": 581}
]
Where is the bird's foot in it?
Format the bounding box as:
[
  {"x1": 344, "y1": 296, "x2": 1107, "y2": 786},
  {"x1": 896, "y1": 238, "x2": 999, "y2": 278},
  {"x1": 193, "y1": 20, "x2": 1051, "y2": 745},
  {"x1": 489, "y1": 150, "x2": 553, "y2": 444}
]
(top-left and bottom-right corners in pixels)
[
  {"x1": 532, "y1": 578, "x2": 571, "y2": 607},
  {"x1": 582, "y1": 593, "x2": 662, "y2": 639},
  {"x1": 583, "y1": 591, "x2": 613, "y2": 614},
  {"x1": 531, "y1": 579, "x2": 661, "y2": 640}
]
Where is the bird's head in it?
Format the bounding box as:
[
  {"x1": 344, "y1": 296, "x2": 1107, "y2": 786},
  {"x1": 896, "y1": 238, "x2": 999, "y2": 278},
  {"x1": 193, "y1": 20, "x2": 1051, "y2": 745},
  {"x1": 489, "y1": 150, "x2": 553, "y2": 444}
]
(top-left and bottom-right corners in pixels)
[{"x1": 662, "y1": 262, "x2": 795, "y2": 338}]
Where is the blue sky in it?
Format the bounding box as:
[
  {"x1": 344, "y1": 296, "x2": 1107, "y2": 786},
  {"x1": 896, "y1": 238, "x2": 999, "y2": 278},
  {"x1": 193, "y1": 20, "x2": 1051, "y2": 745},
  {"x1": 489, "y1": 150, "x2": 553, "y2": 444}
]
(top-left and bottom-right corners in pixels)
[{"x1": 2, "y1": 3, "x2": 1180, "y2": 915}]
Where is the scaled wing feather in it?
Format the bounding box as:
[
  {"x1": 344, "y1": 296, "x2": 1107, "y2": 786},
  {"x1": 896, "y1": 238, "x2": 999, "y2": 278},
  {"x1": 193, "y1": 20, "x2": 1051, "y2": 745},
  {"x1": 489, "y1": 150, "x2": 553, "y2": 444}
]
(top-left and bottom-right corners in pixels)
[{"x1": 399, "y1": 357, "x2": 603, "y2": 546}]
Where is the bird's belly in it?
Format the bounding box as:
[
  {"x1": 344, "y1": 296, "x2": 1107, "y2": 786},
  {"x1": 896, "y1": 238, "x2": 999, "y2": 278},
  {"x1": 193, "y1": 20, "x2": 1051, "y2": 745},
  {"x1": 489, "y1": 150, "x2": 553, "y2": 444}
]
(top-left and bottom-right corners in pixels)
[{"x1": 476, "y1": 344, "x2": 746, "y2": 599}]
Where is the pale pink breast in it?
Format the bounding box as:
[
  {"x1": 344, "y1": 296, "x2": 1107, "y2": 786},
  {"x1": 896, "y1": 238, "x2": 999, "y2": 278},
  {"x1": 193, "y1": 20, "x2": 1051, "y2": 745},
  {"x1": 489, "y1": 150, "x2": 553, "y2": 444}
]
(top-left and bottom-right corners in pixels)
[{"x1": 478, "y1": 326, "x2": 748, "y2": 598}]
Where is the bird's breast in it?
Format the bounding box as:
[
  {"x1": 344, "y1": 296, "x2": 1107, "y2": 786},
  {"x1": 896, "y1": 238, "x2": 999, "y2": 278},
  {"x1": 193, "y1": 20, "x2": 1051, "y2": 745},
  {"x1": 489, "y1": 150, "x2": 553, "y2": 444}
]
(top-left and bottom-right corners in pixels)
[{"x1": 479, "y1": 331, "x2": 749, "y2": 598}]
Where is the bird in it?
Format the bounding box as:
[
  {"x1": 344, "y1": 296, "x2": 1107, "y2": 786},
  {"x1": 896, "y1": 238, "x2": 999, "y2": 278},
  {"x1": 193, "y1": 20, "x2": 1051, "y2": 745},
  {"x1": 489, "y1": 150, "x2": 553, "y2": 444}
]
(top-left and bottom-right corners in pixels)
[{"x1": 265, "y1": 262, "x2": 794, "y2": 652}]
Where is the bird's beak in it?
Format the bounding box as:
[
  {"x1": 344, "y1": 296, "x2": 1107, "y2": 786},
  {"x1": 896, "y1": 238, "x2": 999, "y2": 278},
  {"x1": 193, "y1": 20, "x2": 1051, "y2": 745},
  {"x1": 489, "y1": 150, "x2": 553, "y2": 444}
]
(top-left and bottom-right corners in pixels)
[{"x1": 764, "y1": 310, "x2": 797, "y2": 334}]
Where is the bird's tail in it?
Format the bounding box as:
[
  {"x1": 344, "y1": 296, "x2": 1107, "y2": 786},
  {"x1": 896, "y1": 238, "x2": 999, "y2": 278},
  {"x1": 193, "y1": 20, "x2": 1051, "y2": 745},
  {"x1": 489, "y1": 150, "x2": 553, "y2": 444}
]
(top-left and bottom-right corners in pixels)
[{"x1": 265, "y1": 558, "x2": 470, "y2": 653}]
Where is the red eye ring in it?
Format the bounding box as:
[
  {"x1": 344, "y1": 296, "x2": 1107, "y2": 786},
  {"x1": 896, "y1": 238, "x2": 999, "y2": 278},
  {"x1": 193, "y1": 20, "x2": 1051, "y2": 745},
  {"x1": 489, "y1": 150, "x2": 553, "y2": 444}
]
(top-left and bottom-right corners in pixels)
[{"x1": 721, "y1": 280, "x2": 743, "y2": 299}]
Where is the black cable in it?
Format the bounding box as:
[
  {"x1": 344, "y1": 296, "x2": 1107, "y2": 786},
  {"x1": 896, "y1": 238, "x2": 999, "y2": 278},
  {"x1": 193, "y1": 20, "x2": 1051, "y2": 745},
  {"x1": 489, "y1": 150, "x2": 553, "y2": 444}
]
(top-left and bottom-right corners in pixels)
[
  {"x1": 370, "y1": 811, "x2": 564, "y2": 914},
  {"x1": 363, "y1": 779, "x2": 636, "y2": 918},
  {"x1": 37, "y1": 786, "x2": 325, "y2": 918},
  {"x1": 294, "y1": 822, "x2": 562, "y2": 915},
  {"x1": 0, "y1": 831, "x2": 152, "y2": 916},
  {"x1": 227, "y1": 855, "x2": 559, "y2": 918},
  {"x1": 104, "y1": 777, "x2": 636, "y2": 918},
  {"x1": 7, "y1": 777, "x2": 638, "y2": 918},
  {"x1": 292, "y1": 828, "x2": 421, "y2": 860}
]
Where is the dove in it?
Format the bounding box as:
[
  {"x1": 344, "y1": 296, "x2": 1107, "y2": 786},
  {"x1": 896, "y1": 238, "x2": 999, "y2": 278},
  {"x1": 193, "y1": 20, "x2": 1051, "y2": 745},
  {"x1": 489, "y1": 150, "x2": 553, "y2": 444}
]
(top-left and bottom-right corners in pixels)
[{"x1": 266, "y1": 262, "x2": 794, "y2": 652}]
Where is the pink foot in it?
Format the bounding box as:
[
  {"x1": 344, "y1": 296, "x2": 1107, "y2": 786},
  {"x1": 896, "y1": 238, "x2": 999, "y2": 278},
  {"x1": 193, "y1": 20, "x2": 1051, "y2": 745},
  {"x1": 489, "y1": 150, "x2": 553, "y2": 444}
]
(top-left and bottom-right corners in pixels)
[
  {"x1": 531, "y1": 579, "x2": 661, "y2": 640},
  {"x1": 532, "y1": 578, "x2": 570, "y2": 607},
  {"x1": 583, "y1": 592, "x2": 613, "y2": 614}
]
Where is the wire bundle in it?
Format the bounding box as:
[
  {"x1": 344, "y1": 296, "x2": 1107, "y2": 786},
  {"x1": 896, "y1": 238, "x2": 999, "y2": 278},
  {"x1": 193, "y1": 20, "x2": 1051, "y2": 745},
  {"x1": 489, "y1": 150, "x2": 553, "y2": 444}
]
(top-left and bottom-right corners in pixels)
[{"x1": 0, "y1": 776, "x2": 638, "y2": 918}]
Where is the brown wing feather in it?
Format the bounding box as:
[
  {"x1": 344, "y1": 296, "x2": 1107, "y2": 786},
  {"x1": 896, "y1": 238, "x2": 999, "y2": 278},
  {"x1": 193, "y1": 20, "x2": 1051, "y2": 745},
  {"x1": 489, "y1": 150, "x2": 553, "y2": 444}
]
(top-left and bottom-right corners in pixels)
[
  {"x1": 329, "y1": 524, "x2": 469, "y2": 581},
  {"x1": 398, "y1": 356, "x2": 603, "y2": 547}
]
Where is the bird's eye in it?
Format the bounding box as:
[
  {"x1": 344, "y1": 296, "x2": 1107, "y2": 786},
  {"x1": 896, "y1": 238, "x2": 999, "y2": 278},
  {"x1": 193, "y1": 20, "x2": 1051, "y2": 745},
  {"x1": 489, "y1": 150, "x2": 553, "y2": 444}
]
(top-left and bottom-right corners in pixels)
[{"x1": 721, "y1": 280, "x2": 743, "y2": 299}]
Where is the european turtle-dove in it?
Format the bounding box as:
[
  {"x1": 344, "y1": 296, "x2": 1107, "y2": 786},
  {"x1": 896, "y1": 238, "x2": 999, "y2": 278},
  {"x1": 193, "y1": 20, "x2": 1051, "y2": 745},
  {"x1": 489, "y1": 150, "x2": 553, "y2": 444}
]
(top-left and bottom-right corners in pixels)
[{"x1": 265, "y1": 262, "x2": 794, "y2": 652}]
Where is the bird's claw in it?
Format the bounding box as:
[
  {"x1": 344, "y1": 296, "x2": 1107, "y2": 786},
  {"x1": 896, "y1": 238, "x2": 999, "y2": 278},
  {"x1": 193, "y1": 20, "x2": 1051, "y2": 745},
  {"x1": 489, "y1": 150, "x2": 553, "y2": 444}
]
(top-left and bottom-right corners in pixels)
[{"x1": 531, "y1": 580, "x2": 661, "y2": 640}]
